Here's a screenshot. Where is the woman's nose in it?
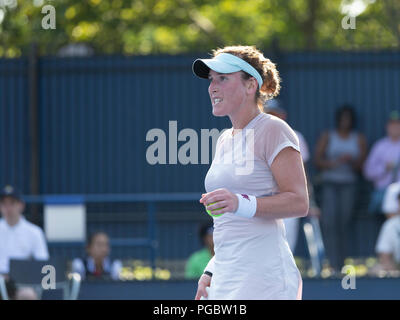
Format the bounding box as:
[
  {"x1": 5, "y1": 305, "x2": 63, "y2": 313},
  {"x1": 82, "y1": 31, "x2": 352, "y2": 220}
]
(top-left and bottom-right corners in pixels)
[{"x1": 209, "y1": 82, "x2": 218, "y2": 94}]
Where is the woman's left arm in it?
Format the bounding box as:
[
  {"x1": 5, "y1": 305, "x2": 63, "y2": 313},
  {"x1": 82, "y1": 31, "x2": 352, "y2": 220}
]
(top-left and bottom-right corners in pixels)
[{"x1": 255, "y1": 147, "x2": 309, "y2": 219}]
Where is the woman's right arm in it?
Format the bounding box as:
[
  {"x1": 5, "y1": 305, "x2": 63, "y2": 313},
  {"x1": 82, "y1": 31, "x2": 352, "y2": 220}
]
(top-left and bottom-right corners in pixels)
[
  {"x1": 195, "y1": 273, "x2": 212, "y2": 300},
  {"x1": 194, "y1": 256, "x2": 214, "y2": 300}
]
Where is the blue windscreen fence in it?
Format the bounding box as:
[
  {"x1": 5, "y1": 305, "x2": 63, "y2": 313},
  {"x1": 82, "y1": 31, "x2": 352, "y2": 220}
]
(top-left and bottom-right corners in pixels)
[
  {"x1": 1, "y1": 51, "x2": 399, "y2": 271},
  {"x1": 1, "y1": 51, "x2": 399, "y2": 194}
]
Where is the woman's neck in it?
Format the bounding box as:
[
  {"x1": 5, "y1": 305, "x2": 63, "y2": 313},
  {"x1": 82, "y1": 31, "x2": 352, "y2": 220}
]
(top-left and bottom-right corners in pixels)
[
  {"x1": 336, "y1": 128, "x2": 351, "y2": 137},
  {"x1": 92, "y1": 257, "x2": 104, "y2": 266},
  {"x1": 230, "y1": 105, "x2": 261, "y2": 132}
]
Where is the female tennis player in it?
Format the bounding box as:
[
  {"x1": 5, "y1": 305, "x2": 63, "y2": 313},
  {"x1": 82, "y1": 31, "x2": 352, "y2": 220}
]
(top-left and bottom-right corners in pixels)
[{"x1": 192, "y1": 46, "x2": 309, "y2": 300}]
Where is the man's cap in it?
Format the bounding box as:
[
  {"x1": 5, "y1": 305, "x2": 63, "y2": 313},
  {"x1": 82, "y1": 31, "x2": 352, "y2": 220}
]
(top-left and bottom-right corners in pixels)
[
  {"x1": 388, "y1": 110, "x2": 400, "y2": 122},
  {"x1": 192, "y1": 53, "x2": 263, "y2": 89},
  {"x1": 0, "y1": 185, "x2": 22, "y2": 201}
]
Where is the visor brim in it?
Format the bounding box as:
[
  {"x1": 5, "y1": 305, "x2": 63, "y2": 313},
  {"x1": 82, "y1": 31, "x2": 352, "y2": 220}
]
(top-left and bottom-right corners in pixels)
[{"x1": 192, "y1": 58, "x2": 241, "y2": 79}]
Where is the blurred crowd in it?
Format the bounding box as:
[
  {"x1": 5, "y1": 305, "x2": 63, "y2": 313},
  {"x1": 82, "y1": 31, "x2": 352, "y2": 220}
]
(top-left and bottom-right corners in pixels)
[
  {"x1": 0, "y1": 186, "x2": 122, "y2": 299},
  {"x1": 263, "y1": 100, "x2": 400, "y2": 275},
  {"x1": 184, "y1": 100, "x2": 400, "y2": 279},
  {"x1": 1, "y1": 102, "x2": 400, "y2": 299}
]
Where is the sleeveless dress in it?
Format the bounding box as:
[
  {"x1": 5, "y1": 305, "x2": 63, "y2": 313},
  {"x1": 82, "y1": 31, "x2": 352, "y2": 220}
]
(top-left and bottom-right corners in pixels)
[
  {"x1": 204, "y1": 112, "x2": 302, "y2": 300},
  {"x1": 320, "y1": 131, "x2": 360, "y2": 183}
]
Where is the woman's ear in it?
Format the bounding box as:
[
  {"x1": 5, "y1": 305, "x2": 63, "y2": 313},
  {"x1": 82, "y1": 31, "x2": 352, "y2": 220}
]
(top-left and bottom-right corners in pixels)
[{"x1": 247, "y1": 77, "x2": 258, "y2": 93}]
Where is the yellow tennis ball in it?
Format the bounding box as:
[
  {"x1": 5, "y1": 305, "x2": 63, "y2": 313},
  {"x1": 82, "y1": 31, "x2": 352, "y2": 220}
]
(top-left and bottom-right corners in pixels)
[{"x1": 206, "y1": 201, "x2": 223, "y2": 217}]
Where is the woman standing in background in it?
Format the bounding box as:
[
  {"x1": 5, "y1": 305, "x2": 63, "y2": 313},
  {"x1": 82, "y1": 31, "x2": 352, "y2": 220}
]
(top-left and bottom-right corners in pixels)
[{"x1": 314, "y1": 105, "x2": 367, "y2": 271}]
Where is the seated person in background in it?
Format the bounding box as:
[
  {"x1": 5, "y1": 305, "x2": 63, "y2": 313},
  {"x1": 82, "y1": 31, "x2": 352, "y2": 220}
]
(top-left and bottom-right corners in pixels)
[
  {"x1": 15, "y1": 287, "x2": 39, "y2": 300},
  {"x1": 0, "y1": 277, "x2": 41, "y2": 300},
  {"x1": 72, "y1": 231, "x2": 122, "y2": 281},
  {"x1": 0, "y1": 277, "x2": 16, "y2": 300},
  {"x1": 364, "y1": 110, "x2": 400, "y2": 218},
  {"x1": 185, "y1": 221, "x2": 214, "y2": 279},
  {"x1": 382, "y1": 181, "x2": 400, "y2": 219},
  {"x1": 0, "y1": 185, "x2": 49, "y2": 278},
  {"x1": 375, "y1": 192, "x2": 400, "y2": 271}
]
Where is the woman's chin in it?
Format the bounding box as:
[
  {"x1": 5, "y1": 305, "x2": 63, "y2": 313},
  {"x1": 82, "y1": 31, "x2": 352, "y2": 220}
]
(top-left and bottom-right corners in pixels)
[{"x1": 212, "y1": 106, "x2": 226, "y2": 117}]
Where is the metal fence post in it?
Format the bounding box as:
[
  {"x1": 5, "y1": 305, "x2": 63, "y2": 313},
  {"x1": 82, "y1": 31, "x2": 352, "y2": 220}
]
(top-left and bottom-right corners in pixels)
[{"x1": 28, "y1": 42, "x2": 40, "y2": 225}]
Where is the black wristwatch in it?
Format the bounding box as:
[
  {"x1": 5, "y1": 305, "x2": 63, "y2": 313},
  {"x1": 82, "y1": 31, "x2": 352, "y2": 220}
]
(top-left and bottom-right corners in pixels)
[{"x1": 204, "y1": 271, "x2": 213, "y2": 277}]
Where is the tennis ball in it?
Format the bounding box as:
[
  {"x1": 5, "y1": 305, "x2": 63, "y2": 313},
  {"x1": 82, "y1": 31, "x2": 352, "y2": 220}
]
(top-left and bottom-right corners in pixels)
[{"x1": 206, "y1": 202, "x2": 224, "y2": 217}]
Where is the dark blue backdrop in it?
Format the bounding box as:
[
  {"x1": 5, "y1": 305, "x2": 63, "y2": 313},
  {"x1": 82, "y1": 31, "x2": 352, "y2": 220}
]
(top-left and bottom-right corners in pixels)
[{"x1": 1, "y1": 51, "x2": 400, "y2": 194}]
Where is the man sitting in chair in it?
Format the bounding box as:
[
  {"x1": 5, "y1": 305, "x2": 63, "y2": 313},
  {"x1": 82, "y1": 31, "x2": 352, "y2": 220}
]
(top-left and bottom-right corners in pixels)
[
  {"x1": 375, "y1": 191, "x2": 400, "y2": 272},
  {"x1": 0, "y1": 185, "x2": 49, "y2": 278}
]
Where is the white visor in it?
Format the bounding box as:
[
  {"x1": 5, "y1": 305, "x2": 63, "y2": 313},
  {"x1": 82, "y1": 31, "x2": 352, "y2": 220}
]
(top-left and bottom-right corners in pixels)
[{"x1": 192, "y1": 53, "x2": 263, "y2": 89}]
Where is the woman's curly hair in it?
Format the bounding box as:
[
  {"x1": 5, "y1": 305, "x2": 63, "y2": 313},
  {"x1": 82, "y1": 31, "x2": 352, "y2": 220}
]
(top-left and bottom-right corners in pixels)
[{"x1": 212, "y1": 45, "x2": 281, "y2": 111}]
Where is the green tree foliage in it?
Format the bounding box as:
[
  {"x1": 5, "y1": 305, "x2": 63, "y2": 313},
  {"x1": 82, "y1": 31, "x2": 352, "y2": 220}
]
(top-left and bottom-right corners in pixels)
[{"x1": 0, "y1": 0, "x2": 399, "y2": 57}]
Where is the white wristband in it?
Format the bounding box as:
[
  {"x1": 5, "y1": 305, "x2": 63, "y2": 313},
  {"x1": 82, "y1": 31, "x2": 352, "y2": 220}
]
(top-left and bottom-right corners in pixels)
[{"x1": 234, "y1": 194, "x2": 257, "y2": 218}]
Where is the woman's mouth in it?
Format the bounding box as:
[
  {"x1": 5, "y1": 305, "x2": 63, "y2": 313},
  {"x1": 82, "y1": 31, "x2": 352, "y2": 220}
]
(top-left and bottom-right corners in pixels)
[{"x1": 213, "y1": 98, "x2": 223, "y2": 106}]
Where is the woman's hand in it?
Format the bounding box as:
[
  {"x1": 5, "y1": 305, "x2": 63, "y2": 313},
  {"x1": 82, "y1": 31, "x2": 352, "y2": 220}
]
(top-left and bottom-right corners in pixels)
[
  {"x1": 338, "y1": 154, "x2": 353, "y2": 164},
  {"x1": 195, "y1": 273, "x2": 212, "y2": 300},
  {"x1": 199, "y1": 188, "x2": 239, "y2": 216}
]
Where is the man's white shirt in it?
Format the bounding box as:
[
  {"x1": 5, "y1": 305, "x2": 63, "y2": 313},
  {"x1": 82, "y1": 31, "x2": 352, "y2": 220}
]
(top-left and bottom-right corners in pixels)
[
  {"x1": 0, "y1": 216, "x2": 49, "y2": 274},
  {"x1": 382, "y1": 182, "x2": 400, "y2": 214},
  {"x1": 375, "y1": 215, "x2": 400, "y2": 263}
]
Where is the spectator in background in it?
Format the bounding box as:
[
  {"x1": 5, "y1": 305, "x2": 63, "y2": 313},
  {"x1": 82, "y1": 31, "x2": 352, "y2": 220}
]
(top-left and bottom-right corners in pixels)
[
  {"x1": 264, "y1": 99, "x2": 310, "y2": 164},
  {"x1": 264, "y1": 99, "x2": 320, "y2": 252},
  {"x1": 0, "y1": 185, "x2": 49, "y2": 277},
  {"x1": 72, "y1": 232, "x2": 122, "y2": 281},
  {"x1": 381, "y1": 181, "x2": 400, "y2": 219},
  {"x1": 364, "y1": 110, "x2": 400, "y2": 218},
  {"x1": 0, "y1": 278, "x2": 38, "y2": 300},
  {"x1": 314, "y1": 105, "x2": 367, "y2": 271},
  {"x1": 15, "y1": 287, "x2": 39, "y2": 300},
  {"x1": 0, "y1": 277, "x2": 16, "y2": 300},
  {"x1": 185, "y1": 222, "x2": 214, "y2": 279},
  {"x1": 375, "y1": 192, "x2": 400, "y2": 271}
]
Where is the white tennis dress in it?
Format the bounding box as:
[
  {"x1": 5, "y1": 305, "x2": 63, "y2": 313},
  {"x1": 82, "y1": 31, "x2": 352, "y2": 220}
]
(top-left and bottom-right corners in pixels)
[{"x1": 204, "y1": 112, "x2": 302, "y2": 300}]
